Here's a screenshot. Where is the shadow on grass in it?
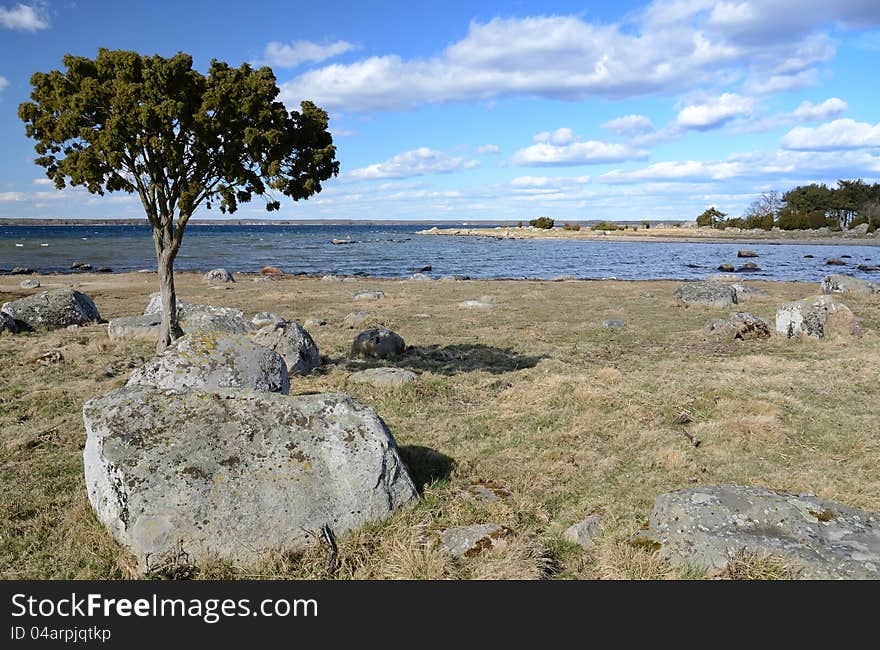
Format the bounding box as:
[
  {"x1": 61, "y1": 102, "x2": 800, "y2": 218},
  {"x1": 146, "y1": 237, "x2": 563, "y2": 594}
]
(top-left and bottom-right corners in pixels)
[
  {"x1": 342, "y1": 344, "x2": 547, "y2": 375},
  {"x1": 397, "y1": 445, "x2": 456, "y2": 494}
]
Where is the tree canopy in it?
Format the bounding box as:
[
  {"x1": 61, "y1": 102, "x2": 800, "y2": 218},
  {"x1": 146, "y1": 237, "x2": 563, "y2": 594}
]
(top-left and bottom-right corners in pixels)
[{"x1": 19, "y1": 49, "x2": 339, "y2": 349}]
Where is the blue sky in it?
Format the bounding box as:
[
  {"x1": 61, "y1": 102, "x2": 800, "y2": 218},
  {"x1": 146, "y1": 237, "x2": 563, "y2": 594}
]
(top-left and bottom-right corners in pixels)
[{"x1": 1, "y1": 0, "x2": 880, "y2": 221}]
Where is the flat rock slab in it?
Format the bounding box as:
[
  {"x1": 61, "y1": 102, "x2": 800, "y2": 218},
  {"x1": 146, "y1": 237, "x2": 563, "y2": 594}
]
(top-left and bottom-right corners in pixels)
[
  {"x1": 820, "y1": 274, "x2": 879, "y2": 296},
  {"x1": 82, "y1": 386, "x2": 418, "y2": 567},
  {"x1": 353, "y1": 291, "x2": 385, "y2": 301},
  {"x1": 1, "y1": 288, "x2": 101, "y2": 330},
  {"x1": 347, "y1": 367, "x2": 418, "y2": 388},
  {"x1": 251, "y1": 322, "x2": 320, "y2": 376},
  {"x1": 107, "y1": 314, "x2": 163, "y2": 342},
  {"x1": 603, "y1": 319, "x2": 625, "y2": 329},
  {"x1": 731, "y1": 283, "x2": 769, "y2": 301},
  {"x1": 459, "y1": 300, "x2": 495, "y2": 310},
  {"x1": 439, "y1": 524, "x2": 508, "y2": 558},
  {"x1": 637, "y1": 485, "x2": 880, "y2": 579},
  {"x1": 673, "y1": 281, "x2": 737, "y2": 307},
  {"x1": 143, "y1": 293, "x2": 246, "y2": 321},
  {"x1": 563, "y1": 515, "x2": 604, "y2": 551},
  {"x1": 776, "y1": 295, "x2": 859, "y2": 339},
  {"x1": 342, "y1": 312, "x2": 371, "y2": 329},
  {"x1": 127, "y1": 333, "x2": 289, "y2": 394},
  {"x1": 251, "y1": 312, "x2": 286, "y2": 329}
]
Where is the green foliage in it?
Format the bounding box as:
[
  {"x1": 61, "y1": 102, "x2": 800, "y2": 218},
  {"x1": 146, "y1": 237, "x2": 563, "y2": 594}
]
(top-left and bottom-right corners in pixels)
[
  {"x1": 696, "y1": 207, "x2": 726, "y2": 228},
  {"x1": 641, "y1": 220, "x2": 651, "y2": 229},
  {"x1": 562, "y1": 222, "x2": 581, "y2": 231},
  {"x1": 19, "y1": 48, "x2": 339, "y2": 241},
  {"x1": 592, "y1": 221, "x2": 620, "y2": 231},
  {"x1": 529, "y1": 217, "x2": 555, "y2": 229}
]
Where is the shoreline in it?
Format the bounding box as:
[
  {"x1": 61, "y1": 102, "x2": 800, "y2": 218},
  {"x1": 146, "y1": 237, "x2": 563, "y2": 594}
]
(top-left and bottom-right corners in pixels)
[{"x1": 415, "y1": 226, "x2": 880, "y2": 247}]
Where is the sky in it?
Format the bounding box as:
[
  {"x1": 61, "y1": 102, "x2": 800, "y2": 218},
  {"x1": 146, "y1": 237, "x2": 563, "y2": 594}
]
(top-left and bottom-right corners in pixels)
[{"x1": 1, "y1": 0, "x2": 880, "y2": 222}]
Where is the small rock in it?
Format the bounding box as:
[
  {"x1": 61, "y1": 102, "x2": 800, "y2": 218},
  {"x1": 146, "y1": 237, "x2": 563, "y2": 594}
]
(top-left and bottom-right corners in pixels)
[
  {"x1": 321, "y1": 274, "x2": 342, "y2": 282},
  {"x1": 459, "y1": 300, "x2": 495, "y2": 310},
  {"x1": 409, "y1": 273, "x2": 432, "y2": 281},
  {"x1": 736, "y1": 262, "x2": 761, "y2": 272},
  {"x1": 438, "y1": 524, "x2": 508, "y2": 558},
  {"x1": 351, "y1": 328, "x2": 406, "y2": 360},
  {"x1": 96, "y1": 266, "x2": 113, "y2": 273},
  {"x1": 342, "y1": 312, "x2": 371, "y2": 329},
  {"x1": 717, "y1": 264, "x2": 735, "y2": 272},
  {"x1": 251, "y1": 312, "x2": 286, "y2": 329},
  {"x1": 729, "y1": 312, "x2": 771, "y2": 340},
  {"x1": 412, "y1": 265, "x2": 432, "y2": 273},
  {"x1": 354, "y1": 290, "x2": 385, "y2": 301},
  {"x1": 342, "y1": 277, "x2": 359, "y2": 283},
  {"x1": 71, "y1": 262, "x2": 92, "y2": 271},
  {"x1": 11, "y1": 267, "x2": 35, "y2": 275},
  {"x1": 826, "y1": 258, "x2": 847, "y2": 266},
  {"x1": 458, "y1": 481, "x2": 511, "y2": 505},
  {"x1": 33, "y1": 350, "x2": 64, "y2": 365},
  {"x1": 304, "y1": 318, "x2": 327, "y2": 328},
  {"x1": 251, "y1": 321, "x2": 320, "y2": 376},
  {"x1": 820, "y1": 274, "x2": 879, "y2": 296},
  {"x1": 737, "y1": 250, "x2": 759, "y2": 258},
  {"x1": 602, "y1": 319, "x2": 625, "y2": 329},
  {"x1": 673, "y1": 281, "x2": 737, "y2": 307},
  {"x1": 563, "y1": 515, "x2": 604, "y2": 551},
  {"x1": 19, "y1": 278, "x2": 40, "y2": 289},
  {"x1": 203, "y1": 268, "x2": 234, "y2": 283},
  {"x1": 704, "y1": 318, "x2": 737, "y2": 339},
  {"x1": 730, "y1": 283, "x2": 769, "y2": 301},
  {"x1": 348, "y1": 367, "x2": 418, "y2": 388},
  {"x1": 857, "y1": 264, "x2": 880, "y2": 272}
]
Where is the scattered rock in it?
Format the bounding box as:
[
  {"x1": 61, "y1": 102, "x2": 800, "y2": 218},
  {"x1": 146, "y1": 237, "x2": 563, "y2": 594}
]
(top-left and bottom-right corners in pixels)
[
  {"x1": 203, "y1": 268, "x2": 234, "y2": 283},
  {"x1": 321, "y1": 274, "x2": 342, "y2": 282},
  {"x1": 351, "y1": 328, "x2": 406, "y2": 360},
  {"x1": 438, "y1": 524, "x2": 508, "y2": 558},
  {"x1": 409, "y1": 273, "x2": 432, "y2": 281},
  {"x1": 0, "y1": 311, "x2": 19, "y2": 334},
  {"x1": 107, "y1": 314, "x2": 163, "y2": 342},
  {"x1": 342, "y1": 312, "x2": 371, "y2": 329},
  {"x1": 457, "y1": 481, "x2": 511, "y2": 505},
  {"x1": 412, "y1": 265, "x2": 432, "y2": 273},
  {"x1": 347, "y1": 367, "x2": 418, "y2": 388},
  {"x1": 10, "y1": 267, "x2": 35, "y2": 275},
  {"x1": 251, "y1": 312, "x2": 286, "y2": 329},
  {"x1": 826, "y1": 258, "x2": 847, "y2": 266},
  {"x1": 19, "y1": 278, "x2": 40, "y2": 289},
  {"x1": 857, "y1": 264, "x2": 880, "y2": 272},
  {"x1": 96, "y1": 266, "x2": 113, "y2": 273},
  {"x1": 804, "y1": 254, "x2": 814, "y2": 259},
  {"x1": 459, "y1": 300, "x2": 496, "y2": 310},
  {"x1": 673, "y1": 281, "x2": 737, "y2": 307},
  {"x1": 704, "y1": 318, "x2": 738, "y2": 339},
  {"x1": 603, "y1": 319, "x2": 625, "y2": 329},
  {"x1": 353, "y1": 290, "x2": 385, "y2": 301},
  {"x1": 127, "y1": 333, "x2": 290, "y2": 394},
  {"x1": 1, "y1": 288, "x2": 101, "y2": 330},
  {"x1": 304, "y1": 318, "x2": 327, "y2": 328},
  {"x1": 82, "y1": 385, "x2": 417, "y2": 567},
  {"x1": 736, "y1": 262, "x2": 761, "y2": 272},
  {"x1": 717, "y1": 264, "x2": 735, "y2": 272},
  {"x1": 563, "y1": 515, "x2": 604, "y2": 551},
  {"x1": 635, "y1": 485, "x2": 880, "y2": 579},
  {"x1": 251, "y1": 321, "x2": 320, "y2": 376},
  {"x1": 71, "y1": 262, "x2": 92, "y2": 271},
  {"x1": 728, "y1": 312, "x2": 772, "y2": 340},
  {"x1": 730, "y1": 283, "x2": 769, "y2": 301},
  {"x1": 737, "y1": 250, "x2": 759, "y2": 258},
  {"x1": 775, "y1": 295, "x2": 859, "y2": 339},
  {"x1": 820, "y1": 274, "x2": 879, "y2": 296}
]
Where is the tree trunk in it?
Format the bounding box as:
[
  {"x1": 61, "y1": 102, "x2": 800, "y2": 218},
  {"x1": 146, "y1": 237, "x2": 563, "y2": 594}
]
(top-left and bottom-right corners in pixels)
[{"x1": 156, "y1": 250, "x2": 182, "y2": 353}]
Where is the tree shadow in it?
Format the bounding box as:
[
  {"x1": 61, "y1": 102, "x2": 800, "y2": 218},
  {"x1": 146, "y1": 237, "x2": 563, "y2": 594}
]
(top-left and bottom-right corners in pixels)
[
  {"x1": 343, "y1": 344, "x2": 547, "y2": 375},
  {"x1": 397, "y1": 445, "x2": 456, "y2": 494}
]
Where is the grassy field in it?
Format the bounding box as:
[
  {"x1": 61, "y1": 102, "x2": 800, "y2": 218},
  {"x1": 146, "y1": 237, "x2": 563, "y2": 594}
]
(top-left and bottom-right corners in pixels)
[{"x1": 1, "y1": 272, "x2": 879, "y2": 579}]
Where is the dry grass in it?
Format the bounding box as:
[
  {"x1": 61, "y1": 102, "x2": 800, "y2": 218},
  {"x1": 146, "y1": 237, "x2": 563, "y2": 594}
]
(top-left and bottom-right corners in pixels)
[{"x1": 1, "y1": 271, "x2": 879, "y2": 579}]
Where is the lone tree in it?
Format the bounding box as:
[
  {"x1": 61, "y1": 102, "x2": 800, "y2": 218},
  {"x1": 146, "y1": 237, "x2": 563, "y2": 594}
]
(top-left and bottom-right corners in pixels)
[
  {"x1": 19, "y1": 49, "x2": 339, "y2": 351},
  {"x1": 696, "y1": 207, "x2": 726, "y2": 228}
]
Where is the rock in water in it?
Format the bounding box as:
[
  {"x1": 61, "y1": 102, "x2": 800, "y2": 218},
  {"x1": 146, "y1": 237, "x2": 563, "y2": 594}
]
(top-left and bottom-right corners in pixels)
[
  {"x1": 635, "y1": 485, "x2": 880, "y2": 579},
  {"x1": 82, "y1": 386, "x2": 417, "y2": 567},
  {"x1": 737, "y1": 250, "x2": 759, "y2": 258},
  {"x1": 127, "y1": 333, "x2": 290, "y2": 394},
  {"x1": 775, "y1": 295, "x2": 859, "y2": 339},
  {"x1": 203, "y1": 268, "x2": 234, "y2": 283},
  {"x1": 251, "y1": 322, "x2": 320, "y2": 376},
  {"x1": 351, "y1": 328, "x2": 406, "y2": 360},
  {"x1": 820, "y1": 274, "x2": 879, "y2": 296},
  {"x1": 673, "y1": 281, "x2": 737, "y2": 307},
  {"x1": 1, "y1": 288, "x2": 100, "y2": 330}
]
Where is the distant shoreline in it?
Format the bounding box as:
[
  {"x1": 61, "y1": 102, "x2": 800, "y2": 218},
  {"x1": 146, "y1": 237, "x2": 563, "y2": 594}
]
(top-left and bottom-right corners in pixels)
[{"x1": 415, "y1": 225, "x2": 880, "y2": 247}]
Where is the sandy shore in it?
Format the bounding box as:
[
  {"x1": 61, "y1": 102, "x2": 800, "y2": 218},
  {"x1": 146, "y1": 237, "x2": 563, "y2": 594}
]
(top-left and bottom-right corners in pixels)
[{"x1": 416, "y1": 225, "x2": 880, "y2": 247}]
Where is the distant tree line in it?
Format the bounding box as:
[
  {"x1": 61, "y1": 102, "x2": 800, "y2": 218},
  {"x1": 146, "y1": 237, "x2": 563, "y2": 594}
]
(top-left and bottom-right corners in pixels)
[{"x1": 697, "y1": 180, "x2": 880, "y2": 232}]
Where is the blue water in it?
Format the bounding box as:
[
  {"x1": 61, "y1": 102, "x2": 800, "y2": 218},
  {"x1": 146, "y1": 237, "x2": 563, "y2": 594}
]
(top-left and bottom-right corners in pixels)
[{"x1": 1, "y1": 223, "x2": 879, "y2": 281}]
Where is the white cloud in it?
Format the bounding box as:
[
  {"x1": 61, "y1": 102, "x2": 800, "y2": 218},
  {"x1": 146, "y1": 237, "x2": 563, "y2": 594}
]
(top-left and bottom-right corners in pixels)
[
  {"x1": 512, "y1": 129, "x2": 648, "y2": 166},
  {"x1": 602, "y1": 114, "x2": 656, "y2": 137},
  {"x1": 510, "y1": 175, "x2": 591, "y2": 188},
  {"x1": 0, "y1": 3, "x2": 48, "y2": 31},
  {"x1": 348, "y1": 147, "x2": 479, "y2": 179},
  {"x1": 476, "y1": 144, "x2": 501, "y2": 154},
  {"x1": 781, "y1": 118, "x2": 880, "y2": 151},
  {"x1": 279, "y1": 5, "x2": 880, "y2": 112},
  {"x1": 0, "y1": 192, "x2": 26, "y2": 201},
  {"x1": 791, "y1": 97, "x2": 848, "y2": 121},
  {"x1": 0, "y1": 75, "x2": 8, "y2": 91},
  {"x1": 258, "y1": 39, "x2": 355, "y2": 68},
  {"x1": 32, "y1": 178, "x2": 53, "y2": 185},
  {"x1": 676, "y1": 93, "x2": 753, "y2": 130}
]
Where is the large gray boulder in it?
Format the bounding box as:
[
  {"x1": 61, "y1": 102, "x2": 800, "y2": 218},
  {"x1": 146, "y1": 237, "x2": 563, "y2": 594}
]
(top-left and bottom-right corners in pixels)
[
  {"x1": 820, "y1": 274, "x2": 879, "y2": 296},
  {"x1": 0, "y1": 311, "x2": 19, "y2": 335},
  {"x1": 107, "y1": 313, "x2": 163, "y2": 342},
  {"x1": 127, "y1": 333, "x2": 289, "y2": 394},
  {"x1": 82, "y1": 385, "x2": 417, "y2": 567},
  {"x1": 203, "y1": 268, "x2": 234, "y2": 283},
  {"x1": 251, "y1": 321, "x2": 320, "y2": 376},
  {"x1": 636, "y1": 485, "x2": 880, "y2": 579},
  {"x1": 775, "y1": 295, "x2": 859, "y2": 339},
  {"x1": 182, "y1": 312, "x2": 254, "y2": 335},
  {"x1": 351, "y1": 328, "x2": 406, "y2": 360},
  {"x1": 1, "y1": 288, "x2": 101, "y2": 330},
  {"x1": 673, "y1": 281, "x2": 737, "y2": 307}
]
